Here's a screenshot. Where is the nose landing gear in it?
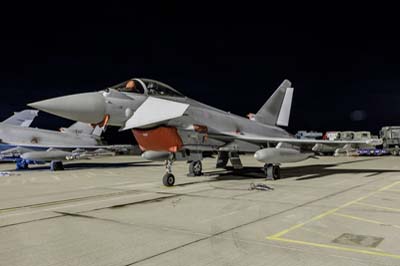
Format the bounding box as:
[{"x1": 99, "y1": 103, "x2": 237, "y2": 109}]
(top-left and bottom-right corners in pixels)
[{"x1": 163, "y1": 156, "x2": 175, "y2": 186}]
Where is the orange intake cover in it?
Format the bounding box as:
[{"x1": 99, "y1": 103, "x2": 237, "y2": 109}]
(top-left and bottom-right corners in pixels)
[{"x1": 132, "y1": 127, "x2": 183, "y2": 152}]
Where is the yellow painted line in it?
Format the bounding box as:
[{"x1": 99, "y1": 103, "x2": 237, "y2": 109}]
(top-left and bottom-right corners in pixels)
[
  {"x1": 380, "y1": 180, "x2": 400, "y2": 190},
  {"x1": 267, "y1": 237, "x2": 400, "y2": 259},
  {"x1": 269, "y1": 222, "x2": 307, "y2": 239},
  {"x1": 355, "y1": 202, "x2": 400, "y2": 212},
  {"x1": 385, "y1": 189, "x2": 400, "y2": 193},
  {"x1": 333, "y1": 212, "x2": 400, "y2": 229},
  {"x1": 0, "y1": 207, "x2": 19, "y2": 214},
  {"x1": 268, "y1": 181, "x2": 400, "y2": 239},
  {"x1": 269, "y1": 195, "x2": 373, "y2": 238}
]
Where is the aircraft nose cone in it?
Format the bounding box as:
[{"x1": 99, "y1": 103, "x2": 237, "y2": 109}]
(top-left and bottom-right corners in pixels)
[{"x1": 28, "y1": 92, "x2": 106, "y2": 123}]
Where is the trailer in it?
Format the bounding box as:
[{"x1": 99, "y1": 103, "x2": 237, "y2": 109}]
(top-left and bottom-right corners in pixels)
[{"x1": 380, "y1": 126, "x2": 400, "y2": 155}]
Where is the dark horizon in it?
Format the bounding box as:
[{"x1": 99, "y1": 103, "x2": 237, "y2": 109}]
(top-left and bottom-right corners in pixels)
[{"x1": 1, "y1": 4, "x2": 399, "y2": 143}]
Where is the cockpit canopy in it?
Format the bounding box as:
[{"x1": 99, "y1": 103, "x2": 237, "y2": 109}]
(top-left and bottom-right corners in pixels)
[{"x1": 110, "y1": 78, "x2": 184, "y2": 97}]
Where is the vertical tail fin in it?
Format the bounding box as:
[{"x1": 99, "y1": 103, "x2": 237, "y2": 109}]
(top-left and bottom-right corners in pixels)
[
  {"x1": 254, "y1": 79, "x2": 293, "y2": 127},
  {"x1": 60, "y1": 122, "x2": 104, "y2": 137},
  {"x1": 2, "y1": 109, "x2": 39, "y2": 127}
]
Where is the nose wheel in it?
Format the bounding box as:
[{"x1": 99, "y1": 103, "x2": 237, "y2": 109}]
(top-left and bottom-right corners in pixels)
[
  {"x1": 162, "y1": 173, "x2": 175, "y2": 186},
  {"x1": 163, "y1": 156, "x2": 175, "y2": 186},
  {"x1": 263, "y1": 163, "x2": 281, "y2": 180}
]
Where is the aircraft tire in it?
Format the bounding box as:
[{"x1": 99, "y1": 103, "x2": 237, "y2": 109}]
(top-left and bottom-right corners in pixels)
[
  {"x1": 50, "y1": 160, "x2": 64, "y2": 171},
  {"x1": 264, "y1": 164, "x2": 280, "y2": 180},
  {"x1": 273, "y1": 165, "x2": 281, "y2": 179},
  {"x1": 163, "y1": 173, "x2": 175, "y2": 186},
  {"x1": 189, "y1": 160, "x2": 203, "y2": 176}
]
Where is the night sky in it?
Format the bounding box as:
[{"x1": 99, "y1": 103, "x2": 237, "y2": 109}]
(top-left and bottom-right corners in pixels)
[{"x1": 0, "y1": 3, "x2": 399, "y2": 143}]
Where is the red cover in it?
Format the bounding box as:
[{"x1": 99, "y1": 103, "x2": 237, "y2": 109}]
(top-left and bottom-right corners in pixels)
[{"x1": 132, "y1": 127, "x2": 183, "y2": 152}]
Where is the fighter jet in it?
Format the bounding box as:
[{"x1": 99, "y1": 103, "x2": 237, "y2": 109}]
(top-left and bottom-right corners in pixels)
[
  {"x1": 29, "y1": 78, "x2": 381, "y2": 185},
  {"x1": 0, "y1": 110, "x2": 132, "y2": 170}
]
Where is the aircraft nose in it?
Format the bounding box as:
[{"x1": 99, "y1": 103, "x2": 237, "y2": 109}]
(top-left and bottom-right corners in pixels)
[{"x1": 28, "y1": 92, "x2": 106, "y2": 123}]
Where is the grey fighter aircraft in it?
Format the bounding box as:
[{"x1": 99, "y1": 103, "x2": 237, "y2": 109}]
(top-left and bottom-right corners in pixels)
[
  {"x1": 0, "y1": 110, "x2": 132, "y2": 170},
  {"x1": 29, "y1": 78, "x2": 381, "y2": 185}
]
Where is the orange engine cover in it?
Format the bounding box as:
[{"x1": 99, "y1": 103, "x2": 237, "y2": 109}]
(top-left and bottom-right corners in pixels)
[{"x1": 132, "y1": 127, "x2": 183, "y2": 152}]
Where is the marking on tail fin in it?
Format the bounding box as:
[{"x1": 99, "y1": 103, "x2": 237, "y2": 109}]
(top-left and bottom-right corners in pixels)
[{"x1": 276, "y1": 86, "x2": 293, "y2": 127}]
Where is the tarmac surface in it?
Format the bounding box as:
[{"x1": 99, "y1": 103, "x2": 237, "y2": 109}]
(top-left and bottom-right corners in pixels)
[{"x1": 1, "y1": 155, "x2": 400, "y2": 266}]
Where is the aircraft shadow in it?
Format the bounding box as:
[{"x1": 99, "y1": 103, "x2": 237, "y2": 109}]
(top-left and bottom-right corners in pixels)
[
  {"x1": 206, "y1": 158, "x2": 400, "y2": 181},
  {"x1": 13, "y1": 161, "x2": 163, "y2": 172}
]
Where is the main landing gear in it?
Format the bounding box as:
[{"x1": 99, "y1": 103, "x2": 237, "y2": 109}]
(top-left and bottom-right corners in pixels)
[
  {"x1": 263, "y1": 163, "x2": 281, "y2": 180},
  {"x1": 188, "y1": 160, "x2": 203, "y2": 176}
]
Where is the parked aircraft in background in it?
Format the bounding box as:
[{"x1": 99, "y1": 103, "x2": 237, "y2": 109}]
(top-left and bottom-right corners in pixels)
[
  {"x1": 29, "y1": 78, "x2": 381, "y2": 185},
  {"x1": 0, "y1": 110, "x2": 133, "y2": 170},
  {"x1": 1, "y1": 109, "x2": 38, "y2": 128}
]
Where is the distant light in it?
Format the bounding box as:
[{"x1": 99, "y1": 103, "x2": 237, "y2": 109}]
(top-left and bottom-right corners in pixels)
[{"x1": 350, "y1": 110, "x2": 367, "y2": 121}]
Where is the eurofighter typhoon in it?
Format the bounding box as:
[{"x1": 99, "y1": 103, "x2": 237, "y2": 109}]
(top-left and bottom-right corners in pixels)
[{"x1": 29, "y1": 78, "x2": 380, "y2": 185}]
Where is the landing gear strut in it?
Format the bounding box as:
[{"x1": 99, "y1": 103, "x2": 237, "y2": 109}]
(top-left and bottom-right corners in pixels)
[
  {"x1": 162, "y1": 156, "x2": 175, "y2": 186},
  {"x1": 216, "y1": 151, "x2": 229, "y2": 168},
  {"x1": 263, "y1": 163, "x2": 281, "y2": 180},
  {"x1": 188, "y1": 160, "x2": 203, "y2": 176}
]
